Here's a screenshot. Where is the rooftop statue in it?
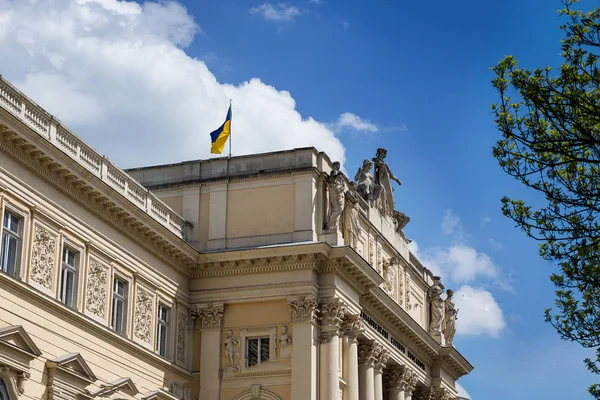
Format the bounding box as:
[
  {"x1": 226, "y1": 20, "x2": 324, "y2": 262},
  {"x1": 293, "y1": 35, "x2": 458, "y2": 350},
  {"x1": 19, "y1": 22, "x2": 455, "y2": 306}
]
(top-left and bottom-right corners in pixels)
[
  {"x1": 325, "y1": 161, "x2": 346, "y2": 231},
  {"x1": 443, "y1": 289, "x2": 458, "y2": 346},
  {"x1": 371, "y1": 148, "x2": 402, "y2": 215},
  {"x1": 354, "y1": 159, "x2": 374, "y2": 203}
]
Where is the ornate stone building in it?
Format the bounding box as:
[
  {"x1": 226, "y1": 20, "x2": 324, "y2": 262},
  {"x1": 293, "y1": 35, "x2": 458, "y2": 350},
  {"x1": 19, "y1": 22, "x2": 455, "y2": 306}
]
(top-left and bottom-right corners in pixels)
[{"x1": 0, "y1": 75, "x2": 472, "y2": 400}]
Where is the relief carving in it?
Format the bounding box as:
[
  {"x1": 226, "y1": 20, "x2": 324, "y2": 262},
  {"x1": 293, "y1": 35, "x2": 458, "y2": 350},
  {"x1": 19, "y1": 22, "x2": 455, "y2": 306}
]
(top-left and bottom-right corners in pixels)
[
  {"x1": 30, "y1": 225, "x2": 56, "y2": 290},
  {"x1": 176, "y1": 309, "x2": 188, "y2": 363},
  {"x1": 224, "y1": 329, "x2": 240, "y2": 371},
  {"x1": 318, "y1": 298, "x2": 348, "y2": 328},
  {"x1": 278, "y1": 326, "x2": 292, "y2": 347},
  {"x1": 357, "y1": 339, "x2": 382, "y2": 366},
  {"x1": 288, "y1": 296, "x2": 318, "y2": 323},
  {"x1": 382, "y1": 258, "x2": 397, "y2": 301},
  {"x1": 86, "y1": 259, "x2": 107, "y2": 318},
  {"x1": 190, "y1": 303, "x2": 224, "y2": 329},
  {"x1": 340, "y1": 314, "x2": 364, "y2": 340},
  {"x1": 134, "y1": 287, "x2": 153, "y2": 343}
]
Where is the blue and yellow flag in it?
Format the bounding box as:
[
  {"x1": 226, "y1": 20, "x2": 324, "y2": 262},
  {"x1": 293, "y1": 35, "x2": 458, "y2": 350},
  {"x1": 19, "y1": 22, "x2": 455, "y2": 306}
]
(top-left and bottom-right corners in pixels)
[{"x1": 210, "y1": 105, "x2": 232, "y2": 154}]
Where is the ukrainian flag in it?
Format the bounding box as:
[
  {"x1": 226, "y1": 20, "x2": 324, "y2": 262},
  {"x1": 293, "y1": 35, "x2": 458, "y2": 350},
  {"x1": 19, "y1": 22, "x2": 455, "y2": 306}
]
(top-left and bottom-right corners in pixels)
[{"x1": 210, "y1": 105, "x2": 232, "y2": 154}]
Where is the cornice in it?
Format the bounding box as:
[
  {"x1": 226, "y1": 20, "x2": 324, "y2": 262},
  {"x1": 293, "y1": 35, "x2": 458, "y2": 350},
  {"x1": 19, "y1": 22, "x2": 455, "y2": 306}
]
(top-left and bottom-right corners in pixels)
[
  {"x1": 439, "y1": 346, "x2": 474, "y2": 379},
  {"x1": 0, "y1": 120, "x2": 198, "y2": 273}
]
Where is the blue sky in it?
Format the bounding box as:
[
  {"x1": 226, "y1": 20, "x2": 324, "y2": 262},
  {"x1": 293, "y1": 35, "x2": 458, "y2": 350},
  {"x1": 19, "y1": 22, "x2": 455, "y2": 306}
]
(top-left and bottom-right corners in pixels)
[{"x1": 0, "y1": 0, "x2": 597, "y2": 398}]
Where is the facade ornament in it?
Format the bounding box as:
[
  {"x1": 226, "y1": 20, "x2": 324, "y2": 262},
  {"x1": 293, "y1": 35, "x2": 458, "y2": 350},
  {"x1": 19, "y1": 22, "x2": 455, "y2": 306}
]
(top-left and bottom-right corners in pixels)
[
  {"x1": 428, "y1": 276, "x2": 444, "y2": 340},
  {"x1": 318, "y1": 330, "x2": 338, "y2": 344},
  {"x1": 85, "y1": 259, "x2": 108, "y2": 318},
  {"x1": 343, "y1": 182, "x2": 360, "y2": 249},
  {"x1": 393, "y1": 210, "x2": 411, "y2": 242},
  {"x1": 30, "y1": 225, "x2": 56, "y2": 290},
  {"x1": 288, "y1": 296, "x2": 319, "y2": 323},
  {"x1": 406, "y1": 374, "x2": 420, "y2": 396},
  {"x1": 340, "y1": 314, "x2": 364, "y2": 340},
  {"x1": 278, "y1": 326, "x2": 292, "y2": 347},
  {"x1": 383, "y1": 365, "x2": 414, "y2": 390},
  {"x1": 357, "y1": 339, "x2": 383, "y2": 366},
  {"x1": 325, "y1": 161, "x2": 346, "y2": 231},
  {"x1": 176, "y1": 309, "x2": 188, "y2": 363},
  {"x1": 413, "y1": 385, "x2": 433, "y2": 400},
  {"x1": 134, "y1": 287, "x2": 153, "y2": 344},
  {"x1": 224, "y1": 329, "x2": 240, "y2": 371},
  {"x1": 371, "y1": 148, "x2": 402, "y2": 216},
  {"x1": 430, "y1": 387, "x2": 452, "y2": 400},
  {"x1": 318, "y1": 298, "x2": 348, "y2": 328},
  {"x1": 375, "y1": 348, "x2": 390, "y2": 372},
  {"x1": 190, "y1": 303, "x2": 224, "y2": 329},
  {"x1": 354, "y1": 159, "x2": 374, "y2": 203},
  {"x1": 382, "y1": 258, "x2": 397, "y2": 300},
  {"x1": 443, "y1": 289, "x2": 458, "y2": 346}
]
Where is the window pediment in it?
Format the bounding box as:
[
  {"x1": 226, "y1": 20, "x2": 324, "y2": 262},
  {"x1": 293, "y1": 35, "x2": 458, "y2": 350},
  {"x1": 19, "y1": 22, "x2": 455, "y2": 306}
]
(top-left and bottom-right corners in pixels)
[
  {"x1": 0, "y1": 325, "x2": 42, "y2": 358},
  {"x1": 141, "y1": 389, "x2": 180, "y2": 400},
  {"x1": 48, "y1": 353, "x2": 97, "y2": 384},
  {"x1": 89, "y1": 378, "x2": 139, "y2": 398}
]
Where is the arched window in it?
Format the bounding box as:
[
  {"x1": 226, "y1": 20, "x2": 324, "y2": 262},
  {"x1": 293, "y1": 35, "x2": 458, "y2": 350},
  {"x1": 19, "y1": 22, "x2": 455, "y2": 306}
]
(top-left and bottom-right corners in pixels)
[{"x1": 0, "y1": 377, "x2": 11, "y2": 400}]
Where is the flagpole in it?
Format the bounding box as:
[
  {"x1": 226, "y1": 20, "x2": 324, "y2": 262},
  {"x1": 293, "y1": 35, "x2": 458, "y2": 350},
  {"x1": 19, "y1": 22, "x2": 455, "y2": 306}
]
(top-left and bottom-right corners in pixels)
[{"x1": 228, "y1": 99, "x2": 232, "y2": 158}]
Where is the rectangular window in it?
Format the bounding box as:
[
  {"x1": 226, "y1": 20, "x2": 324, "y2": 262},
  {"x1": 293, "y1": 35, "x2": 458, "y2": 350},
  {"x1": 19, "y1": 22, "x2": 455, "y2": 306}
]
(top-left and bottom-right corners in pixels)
[
  {"x1": 156, "y1": 304, "x2": 169, "y2": 357},
  {"x1": 111, "y1": 277, "x2": 127, "y2": 335},
  {"x1": 246, "y1": 337, "x2": 270, "y2": 367},
  {"x1": 0, "y1": 211, "x2": 20, "y2": 276},
  {"x1": 60, "y1": 246, "x2": 77, "y2": 308}
]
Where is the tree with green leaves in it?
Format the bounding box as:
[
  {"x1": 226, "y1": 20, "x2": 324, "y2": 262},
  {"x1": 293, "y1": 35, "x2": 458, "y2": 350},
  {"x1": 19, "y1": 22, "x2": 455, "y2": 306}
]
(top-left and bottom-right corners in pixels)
[{"x1": 491, "y1": 0, "x2": 600, "y2": 397}]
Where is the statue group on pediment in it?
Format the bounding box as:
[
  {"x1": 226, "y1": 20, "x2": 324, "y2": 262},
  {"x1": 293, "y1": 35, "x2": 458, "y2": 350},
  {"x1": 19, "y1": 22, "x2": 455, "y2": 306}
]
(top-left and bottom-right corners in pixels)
[{"x1": 427, "y1": 276, "x2": 458, "y2": 346}]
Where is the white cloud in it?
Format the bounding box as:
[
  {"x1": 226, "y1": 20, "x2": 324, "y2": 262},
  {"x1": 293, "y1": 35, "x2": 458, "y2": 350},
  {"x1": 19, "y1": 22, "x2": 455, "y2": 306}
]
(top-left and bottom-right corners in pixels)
[
  {"x1": 250, "y1": 3, "x2": 301, "y2": 22},
  {"x1": 487, "y1": 238, "x2": 503, "y2": 251},
  {"x1": 454, "y1": 285, "x2": 505, "y2": 337},
  {"x1": 481, "y1": 216, "x2": 492, "y2": 226},
  {"x1": 0, "y1": 0, "x2": 346, "y2": 168},
  {"x1": 441, "y1": 209, "x2": 461, "y2": 235},
  {"x1": 334, "y1": 112, "x2": 378, "y2": 133}
]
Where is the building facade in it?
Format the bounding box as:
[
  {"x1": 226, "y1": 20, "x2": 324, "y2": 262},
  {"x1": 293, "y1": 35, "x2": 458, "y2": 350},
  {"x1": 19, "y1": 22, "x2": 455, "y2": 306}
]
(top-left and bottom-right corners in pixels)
[{"x1": 0, "y1": 75, "x2": 472, "y2": 400}]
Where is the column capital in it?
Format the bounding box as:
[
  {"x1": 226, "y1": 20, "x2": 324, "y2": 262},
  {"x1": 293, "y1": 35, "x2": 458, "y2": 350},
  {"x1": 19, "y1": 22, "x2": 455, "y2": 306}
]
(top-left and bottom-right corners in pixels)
[
  {"x1": 357, "y1": 339, "x2": 383, "y2": 366},
  {"x1": 288, "y1": 295, "x2": 319, "y2": 323},
  {"x1": 412, "y1": 384, "x2": 433, "y2": 400},
  {"x1": 190, "y1": 303, "x2": 224, "y2": 329},
  {"x1": 318, "y1": 330, "x2": 339, "y2": 344},
  {"x1": 318, "y1": 298, "x2": 348, "y2": 328},
  {"x1": 374, "y1": 348, "x2": 390, "y2": 372},
  {"x1": 383, "y1": 365, "x2": 416, "y2": 390},
  {"x1": 430, "y1": 387, "x2": 452, "y2": 400},
  {"x1": 340, "y1": 314, "x2": 364, "y2": 340}
]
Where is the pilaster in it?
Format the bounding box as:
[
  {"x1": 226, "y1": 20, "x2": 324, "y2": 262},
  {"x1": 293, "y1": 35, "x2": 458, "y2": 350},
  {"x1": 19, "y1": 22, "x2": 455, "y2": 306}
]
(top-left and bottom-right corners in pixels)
[
  {"x1": 288, "y1": 296, "x2": 319, "y2": 400},
  {"x1": 190, "y1": 304, "x2": 224, "y2": 400},
  {"x1": 318, "y1": 298, "x2": 348, "y2": 400},
  {"x1": 358, "y1": 339, "x2": 382, "y2": 400},
  {"x1": 341, "y1": 315, "x2": 364, "y2": 400}
]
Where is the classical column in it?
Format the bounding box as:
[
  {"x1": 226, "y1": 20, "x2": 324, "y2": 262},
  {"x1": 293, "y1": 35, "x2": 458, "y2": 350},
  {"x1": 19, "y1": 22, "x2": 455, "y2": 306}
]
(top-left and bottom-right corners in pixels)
[
  {"x1": 383, "y1": 365, "x2": 414, "y2": 400},
  {"x1": 319, "y1": 298, "x2": 348, "y2": 400},
  {"x1": 404, "y1": 374, "x2": 419, "y2": 400},
  {"x1": 191, "y1": 303, "x2": 224, "y2": 400},
  {"x1": 373, "y1": 348, "x2": 389, "y2": 400},
  {"x1": 411, "y1": 384, "x2": 432, "y2": 400},
  {"x1": 288, "y1": 296, "x2": 319, "y2": 400},
  {"x1": 341, "y1": 315, "x2": 364, "y2": 400},
  {"x1": 358, "y1": 339, "x2": 382, "y2": 400}
]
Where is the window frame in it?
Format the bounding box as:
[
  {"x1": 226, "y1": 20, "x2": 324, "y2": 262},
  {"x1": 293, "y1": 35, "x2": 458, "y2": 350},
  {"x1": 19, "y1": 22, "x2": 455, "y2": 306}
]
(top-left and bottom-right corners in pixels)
[
  {"x1": 245, "y1": 336, "x2": 270, "y2": 368},
  {"x1": 59, "y1": 245, "x2": 78, "y2": 308},
  {"x1": 156, "y1": 303, "x2": 170, "y2": 358},
  {"x1": 0, "y1": 210, "x2": 21, "y2": 277},
  {"x1": 238, "y1": 327, "x2": 277, "y2": 372},
  {"x1": 111, "y1": 275, "x2": 129, "y2": 336}
]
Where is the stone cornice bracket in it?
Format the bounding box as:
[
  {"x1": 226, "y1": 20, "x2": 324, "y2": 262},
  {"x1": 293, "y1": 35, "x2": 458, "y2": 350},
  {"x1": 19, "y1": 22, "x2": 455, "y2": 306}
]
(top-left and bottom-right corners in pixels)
[
  {"x1": 374, "y1": 348, "x2": 390, "y2": 372},
  {"x1": 340, "y1": 314, "x2": 364, "y2": 340},
  {"x1": 318, "y1": 298, "x2": 348, "y2": 328},
  {"x1": 189, "y1": 303, "x2": 224, "y2": 330},
  {"x1": 288, "y1": 296, "x2": 319, "y2": 324},
  {"x1": 357, "y1": 339, "x2": 383, "y2": 366}
]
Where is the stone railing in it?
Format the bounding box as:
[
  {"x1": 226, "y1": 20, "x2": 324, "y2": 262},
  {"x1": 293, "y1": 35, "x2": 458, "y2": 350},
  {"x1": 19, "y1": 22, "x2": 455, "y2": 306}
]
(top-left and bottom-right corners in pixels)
[{"x1": 0, "y1": 75, "x2": 186, "y2": 239}]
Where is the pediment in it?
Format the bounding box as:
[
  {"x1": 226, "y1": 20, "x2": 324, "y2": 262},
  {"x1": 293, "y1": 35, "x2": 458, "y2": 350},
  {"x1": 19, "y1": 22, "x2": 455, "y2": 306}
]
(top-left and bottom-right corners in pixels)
[
  {"x1": 142, "y1": 389, "x2": 180, "y2": 400},
  {"x1": 49, "y1": 353, "x2": 97, "y2": 383},
  {"x1": 0, "y1": 325, "x2": 42, "y2": 357},
  {"x1": 91, "y1": 377, "x2": 139, "y2": 397}
]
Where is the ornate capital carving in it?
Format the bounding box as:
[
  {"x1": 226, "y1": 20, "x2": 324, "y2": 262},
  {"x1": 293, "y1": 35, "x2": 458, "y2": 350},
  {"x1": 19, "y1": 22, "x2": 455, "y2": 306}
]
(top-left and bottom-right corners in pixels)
[
  {"x1": 357, "y1": 339, "x2": 383, "y2": 366},
  {"x1": 318, "y1": 298, "x2": 348, "y2": 328},
  {"x1": 340, "y1": 314, "x2": 364, "y2": 340},
  {"x1": 413, "y1": 385, "x2": 433, "y2": 400},
  {"x1": 430, "y1": 387, "x2": 452, "y2": 400},
  {"x1": 318, "y1": 330, "x2": 338, "y2": 344},
  {"x1": 374, "y1": 348, "x2": 390, "y2": 372},
  {"x1": 190, "y1": 303, "x2": 224, "y2": 329},
  {"x1": 288, "y1": 296, "x2": 319, "y2": 323},
  {"x1": 383, "y1": 365, "x2": 415, "y2": 390}
]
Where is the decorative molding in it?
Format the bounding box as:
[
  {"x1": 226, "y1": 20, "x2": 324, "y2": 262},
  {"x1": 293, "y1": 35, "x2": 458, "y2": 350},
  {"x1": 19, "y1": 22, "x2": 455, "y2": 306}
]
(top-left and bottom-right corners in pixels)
[
  {"x1": 288, "y1": 296, "x2": 318, "y2": 323},
  {"x1": 0, "y1": 325, "x2": 42, "y2": 357},
  {"x1": 142, "y1": 389, "x2": 181, "y2": 400},
  {"x1": 134, "y1": 286, "x2": 154, "y2": 344},
  {"x1": 193, "y1": 253, "x2": 325, "y2": 278},
  {"x1": 85, "y1": 259, "x2": 108, "y2": 319},
  {"x1": 89, "y1": 377, "x2": 139, "y2": 397},
  {"x1": 231, "y1": 384, "x2": 283, "y2": 400},
  {"x1": 0, "y1": 366, "x2": 27, "y2": 397},
  {"x1": 190, "y1": 303, "x2": 224, "y2": 329},
  {"x1": 47, "y1": 353, "x2": 97, "y2": 383}
]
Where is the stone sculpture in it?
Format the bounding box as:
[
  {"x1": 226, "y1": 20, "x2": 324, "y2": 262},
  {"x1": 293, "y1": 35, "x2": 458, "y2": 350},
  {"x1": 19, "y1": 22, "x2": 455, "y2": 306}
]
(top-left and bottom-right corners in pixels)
[
  {"x1": 224, "y1": 329, "x2": 239, "y2": 371},
  {"x1": 344, "y1": 182, "x2": 360, "y2": 249},
  {"x1": 443, "y1": 289, "x2": 458, "y2": 346},
  {"x1": 354, "y1": 159, "x2": 374, "y2": 202},
  {"x1": 371, "y1": 148, "x2": 402, "y2": 215},
  {"x1": 393, "y1": 210, "x2": 410, "y2": 233},
  {"x1": 279, "y1": 326, "x2": 292, "y2": 347},
  {"x1": 382, "y1": 258, "x2": 397, "y2": 299},
  {"x1": 325, "y1": 161, "x2": 346, "y2": 230},
  {"x1": 428, "y1": 276, "x2": 444, "y2": 339}
]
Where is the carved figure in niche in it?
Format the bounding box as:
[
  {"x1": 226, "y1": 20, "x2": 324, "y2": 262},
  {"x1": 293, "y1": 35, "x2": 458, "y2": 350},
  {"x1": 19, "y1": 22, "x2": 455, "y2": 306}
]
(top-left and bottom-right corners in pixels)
[
  {"x1": 354, "y1": 159, "x2": 374, "y2": 202},
  {"x1": 428, "y1": 276, "x2": 444, "y2": 338},
  {"x1": 344, "y1": 182, "x2": 360, "y2": 249},
  {"x1": 371, "y1": 148, "x2": 402, "y2": 216},
  {"x1": 279, "y1": 326, "x2": 292, "y2": 347},
  {"x1": 382, "y1": 258, "x2": 397, "y2": 299},
  {"x1": 224, "y1": 329, "x2": 239, "y2": 370},
  {"x1": 325, "y1": 161, "x2": 346, "y2": 230},
  {"x1": 443, "y1": 289, "x2": 458, "y2": 346}
]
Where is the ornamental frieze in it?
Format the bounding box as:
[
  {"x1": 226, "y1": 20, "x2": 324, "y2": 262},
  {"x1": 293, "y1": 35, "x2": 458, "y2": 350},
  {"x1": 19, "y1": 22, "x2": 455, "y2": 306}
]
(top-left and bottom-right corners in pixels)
[
  {"x1": 85, "y1": 259, "x2": 108, "y2": 318},
  {"x1": 176, "y1": 309, "x2": 188, "y2": 363},
  {"x1": 134, "y1": 287, "x2": 154, "y2": 343},
  {"x1": 30, "y1": 225, "x2": 56, "y2": 290}
]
